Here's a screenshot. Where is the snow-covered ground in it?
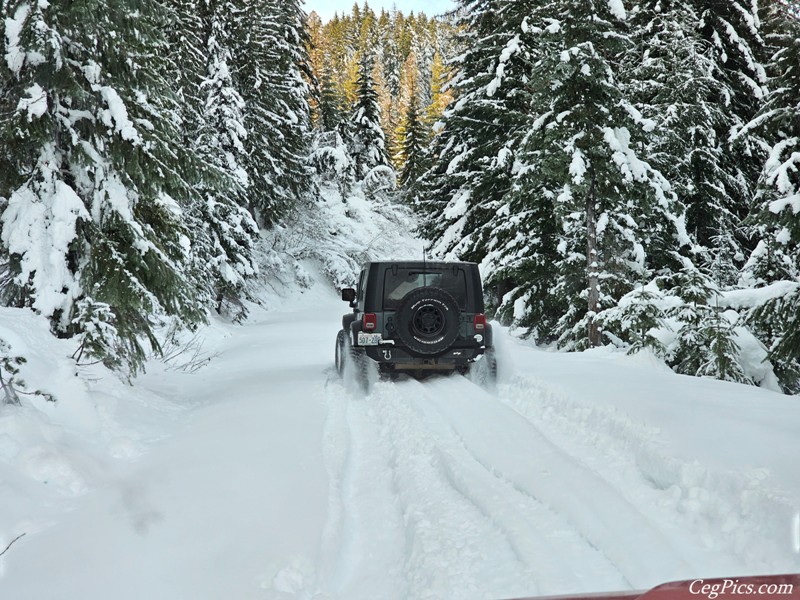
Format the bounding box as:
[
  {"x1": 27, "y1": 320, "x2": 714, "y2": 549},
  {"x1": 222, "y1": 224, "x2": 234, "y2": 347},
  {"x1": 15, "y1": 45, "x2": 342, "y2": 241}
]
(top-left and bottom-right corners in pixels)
[{"x1": 1, "y1": 190, "x2": 799, "y2": 599}]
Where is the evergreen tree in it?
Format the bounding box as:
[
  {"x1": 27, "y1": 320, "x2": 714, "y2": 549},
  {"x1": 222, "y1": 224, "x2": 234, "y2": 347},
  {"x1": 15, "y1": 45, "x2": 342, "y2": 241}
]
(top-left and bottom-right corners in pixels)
[
  {"x1": 398, "y1": 83, "x2": 429, "y2": 186},
  {"x1": 414, "y1": 17, "x2": 437, "y2": 109},
  {"x1": 380, "y1": 9, "x2": 403, "y2": 98},
  {"x1": 192, "y1": 0, "x2": 259, "y2": 318},
  {"x1": 689, "y1": 0, "x2": 768, "y2": 258},
  {"x1": 234, "y1": 0, "x2": 314, "y2": 226},
  {"x1": 318, "y1": 62, "x2": 344, "y2": 131},
  {"x1": 597, "y1": 282, "x2": 669, "y2": 356},
  {"x1": 415, "y1": 0, "x2": 530, "y2": 266},
  {"x1": 483, "y1": 0, "x2": 689, "y2": 348},
  {"x1": 740, "y1": 3, "x2": 800, "y2": 391},
  {"x1": 0, "y1": 0, "x2": 208, "y2": 374},
  {"x1": 666, "y1": 266, "x2": 751, "y2": 384},
  {"x1": 742, "y1": 3, "x2": 800, "y2": 287},
  {"x1": 626, "y1": 0, "x2": 747, "y2": 274},
  {"x1": 348, "y1": 50, "x2": 391, "y2": 179},
  {"x1": 164, "y1": 0, "x2": 208, "y2": 147}
]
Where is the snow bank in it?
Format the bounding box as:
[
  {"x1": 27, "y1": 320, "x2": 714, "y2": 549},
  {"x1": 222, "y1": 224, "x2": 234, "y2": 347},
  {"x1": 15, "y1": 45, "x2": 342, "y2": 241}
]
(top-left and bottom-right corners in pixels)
[
  {"x1": 0, "y1": 307, "x2": 191, "y2": 577},
  {"x1": 500, "y1": 338, "x2": 800, "y2": 582}
]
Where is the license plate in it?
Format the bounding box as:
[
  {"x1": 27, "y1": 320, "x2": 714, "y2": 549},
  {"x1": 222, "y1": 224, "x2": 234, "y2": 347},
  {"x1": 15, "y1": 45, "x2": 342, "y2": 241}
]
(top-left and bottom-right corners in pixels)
[{"x1": 358, "y1": 332, "x2": 383, "y2": 346}]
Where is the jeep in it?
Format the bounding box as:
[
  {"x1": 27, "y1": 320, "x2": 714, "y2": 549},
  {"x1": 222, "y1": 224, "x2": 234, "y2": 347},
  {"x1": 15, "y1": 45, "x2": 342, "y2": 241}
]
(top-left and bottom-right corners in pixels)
[{"x1": 335, "y1": 261, "x2": 497, "y2": 384}]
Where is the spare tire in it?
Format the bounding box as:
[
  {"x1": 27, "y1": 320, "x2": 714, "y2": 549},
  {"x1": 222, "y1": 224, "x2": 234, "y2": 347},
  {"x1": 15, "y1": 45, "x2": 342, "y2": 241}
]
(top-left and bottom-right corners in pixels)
[{"x1": 395, "y1": 287, "x2": 460, "y2": 355}]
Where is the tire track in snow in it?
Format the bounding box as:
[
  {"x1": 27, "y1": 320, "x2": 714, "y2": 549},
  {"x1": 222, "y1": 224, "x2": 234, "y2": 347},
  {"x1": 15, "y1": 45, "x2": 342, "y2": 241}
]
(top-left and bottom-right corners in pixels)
[
  {"x1": 316, "y1": 368, "x2": 703, "y2": 599},
  {"x1": 415, "y1": 375, "x2": 694, "y2": 590},
  {"x1": 364, "y1": 381, "x2": 537, "y2": 600},
  {"x1": 398, "y1": 378, "x2": 632, "y2": 595},
  {"x1": 315, "y1": 382, "x2": 408, "y2": 600},
  {"x1": 317, "y1": 379, "x2": 542, "y2": 599}
]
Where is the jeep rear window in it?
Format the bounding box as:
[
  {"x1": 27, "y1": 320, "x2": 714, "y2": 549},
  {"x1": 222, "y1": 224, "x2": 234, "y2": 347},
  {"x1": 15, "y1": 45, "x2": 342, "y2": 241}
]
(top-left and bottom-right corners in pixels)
[{"x1": 382, "y1": 268, "x2": 468, "y2": 310}]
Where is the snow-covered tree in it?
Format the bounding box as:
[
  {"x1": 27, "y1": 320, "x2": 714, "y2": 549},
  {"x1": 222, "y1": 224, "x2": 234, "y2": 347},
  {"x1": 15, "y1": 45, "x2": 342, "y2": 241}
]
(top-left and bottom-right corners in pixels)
[
  {"x1": 742, "y1": 4, "x2": 800, "y2": 287},
  {"x1": 192, "y1": 1, "x2": 259, "y2": 319},
  {"x1": 625, "y1": 0, "x2": 747, "y2": 275},
  {"x1": 398, "y1": 84, "x2": 429, "y2": 186},
  {"x1": 415, "y1": 0, "x2": 530, "y2": 265},
  {"x1": 498, "y1": 0, "x2": 688, "y2": 348},
  {"x1": 310, "y1": 130, "x2": 356, "y2": 196},
  {"x1": 666, "y1": 266, "x2": 752, "y2": 384},
  {"x1": 234, "y1": 0, "x2": 314, "y2": 226},
  {"x1": 318, "y1": 63, "x2": 344, "y2": 132},
  {"x1": 689, "y1": 0, "x2": 768, "y2": 254},
  {"x1": 0, "y1": 0, "x2": 208, "y2": 374},
  {"x1": 739, "y1": 4, "x2": 800, "y2": 391},
  {"x1": 348, "y1": 50, "x2": 391, "y2": 180},
  {"x1": 598, "y1": 283, "x2": 669, "y2": 356},
  {"x1": 0, "y1": 338, "x2": 53, "y2": 404},
  {"x1": 164, "y1": 0, "x2": 208, "y2": 145}
]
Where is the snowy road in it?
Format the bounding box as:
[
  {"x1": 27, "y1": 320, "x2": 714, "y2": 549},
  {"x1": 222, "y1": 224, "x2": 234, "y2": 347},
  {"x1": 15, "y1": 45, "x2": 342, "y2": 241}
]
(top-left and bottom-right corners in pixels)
[
  {"x1": 2, "y1": 286, "x2": 799, "y2": 599},
  {"x1": 317, "y1": 377, "x2": 636, "y2": 600}
]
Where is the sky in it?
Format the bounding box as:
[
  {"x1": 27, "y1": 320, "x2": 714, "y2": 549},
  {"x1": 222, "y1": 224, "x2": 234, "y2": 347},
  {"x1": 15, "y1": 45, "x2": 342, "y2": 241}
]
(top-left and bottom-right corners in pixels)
[{"x1": 303, "y1": 0, "x2": 457, "y2": 21}]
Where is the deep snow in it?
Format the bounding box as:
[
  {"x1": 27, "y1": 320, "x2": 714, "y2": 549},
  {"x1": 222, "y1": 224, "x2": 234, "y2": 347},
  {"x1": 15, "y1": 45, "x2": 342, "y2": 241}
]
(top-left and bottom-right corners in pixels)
[{"x1": 0, "y1": 189, "x2": 799, "y2": 599}]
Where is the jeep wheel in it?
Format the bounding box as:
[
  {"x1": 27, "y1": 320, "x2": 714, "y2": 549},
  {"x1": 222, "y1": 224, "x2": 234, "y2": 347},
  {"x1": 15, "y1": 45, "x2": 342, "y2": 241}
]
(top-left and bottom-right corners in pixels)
[
  {"x1": 395, "y1": 287, "x2": 460, "y2": 355},
  {"x1": 335, "y1": 330, "x2": 347, "y2": 377}
]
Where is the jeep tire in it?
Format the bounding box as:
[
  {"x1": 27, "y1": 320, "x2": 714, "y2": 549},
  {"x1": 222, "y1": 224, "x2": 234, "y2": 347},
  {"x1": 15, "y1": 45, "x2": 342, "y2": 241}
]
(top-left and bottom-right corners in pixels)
[
  {"x1": 395, "y1": 287, "x2": 460, "y2": 356},
  {"x1": 335, "y1": 330, "x2": 347, "y2": 377}
]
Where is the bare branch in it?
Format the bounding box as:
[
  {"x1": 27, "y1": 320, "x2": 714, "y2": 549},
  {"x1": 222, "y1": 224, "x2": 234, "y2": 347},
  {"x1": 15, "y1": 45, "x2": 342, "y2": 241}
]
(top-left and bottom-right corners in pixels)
[{"x1": 0, "y1": 533, "x2": 26, "y2": 558}]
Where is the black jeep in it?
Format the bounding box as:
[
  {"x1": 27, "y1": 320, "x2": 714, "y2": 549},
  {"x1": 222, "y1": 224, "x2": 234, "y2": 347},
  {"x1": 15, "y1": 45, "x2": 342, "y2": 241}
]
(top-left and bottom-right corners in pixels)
[{"x1": 335, "y1": 261, "x2": 497, "y2": 383}]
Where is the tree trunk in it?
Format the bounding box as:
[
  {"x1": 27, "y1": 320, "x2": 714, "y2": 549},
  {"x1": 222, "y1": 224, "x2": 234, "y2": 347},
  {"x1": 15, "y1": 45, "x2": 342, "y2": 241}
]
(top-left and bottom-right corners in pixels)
[{"x1": 586, "y1": 170, "x2": 601, "y2": 347}]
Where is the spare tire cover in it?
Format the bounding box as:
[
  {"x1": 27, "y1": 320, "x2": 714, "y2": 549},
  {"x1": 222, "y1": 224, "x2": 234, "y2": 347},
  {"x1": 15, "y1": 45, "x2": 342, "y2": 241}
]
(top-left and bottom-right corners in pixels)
[{"x1": 395, "y1": 287, "x2": 460, "y2": 355}]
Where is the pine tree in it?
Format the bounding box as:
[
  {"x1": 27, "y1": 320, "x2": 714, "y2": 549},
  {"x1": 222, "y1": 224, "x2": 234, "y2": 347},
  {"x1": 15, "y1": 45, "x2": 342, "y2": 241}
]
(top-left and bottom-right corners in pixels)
[
  {"x1": 740, "y1": 3, "x2": 800, "y2": 391},
  {"x1": 415, "y1": 0, "x2": 530, "y2": 266},
  {"x1": 318, "y1": 63, "x2": 344, "y2": 131},
  {"x1": 743, "y1": 3, "x2": 800, "y2": 287},
  {"x1": 0, "y1": 0, "x2": 208, "y2": 375},
  {"x1": 484, "y1": 0, "x2": 689, "y2": 348},
  {"x1": 413, "y1": 17, "x2": 437, "y2": 109},
  {"x1": 192, "y1": 0, "x2": 258, "y2": 319},
  {"x1": 666, "y1": 266, "x2": 751, "y2": 384},
  {"x1": 380, "y1": 9, "x2": 403, "y2": 98},
  {"x1": 689, "y1": 0, "x2": 769, "y2": 258},
  {"x1": 348, "y1": 50, "x2": 391, "y2": 179},
  {"x1": 398, "y1": 83, "x2": 429, "y2": 186},
  {"x1": 625, "y1": 0, "x2": 748, "y2": 275},
  {"x1": 234, "y1": 0, "x2": 314, "y2": 226},
  {"x1": 164, "y1": 0, "x2": 208, "y2": 147},
  {"x1": 597, "y1": 282, "x2": 669, "y2": 356}
]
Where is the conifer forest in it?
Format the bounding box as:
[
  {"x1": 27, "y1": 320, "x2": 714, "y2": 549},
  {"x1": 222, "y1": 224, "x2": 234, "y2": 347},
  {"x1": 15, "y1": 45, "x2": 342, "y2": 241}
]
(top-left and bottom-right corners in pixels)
[{"x1": 1, "y1": 0, "x2": 800, "y2": 394}]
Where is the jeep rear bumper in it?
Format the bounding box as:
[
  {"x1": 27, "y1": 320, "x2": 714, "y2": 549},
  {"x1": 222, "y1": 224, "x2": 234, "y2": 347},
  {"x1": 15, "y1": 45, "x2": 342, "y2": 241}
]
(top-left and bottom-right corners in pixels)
[{"x1": 363, "y1": 345, "x2": 482, "y2": 371}]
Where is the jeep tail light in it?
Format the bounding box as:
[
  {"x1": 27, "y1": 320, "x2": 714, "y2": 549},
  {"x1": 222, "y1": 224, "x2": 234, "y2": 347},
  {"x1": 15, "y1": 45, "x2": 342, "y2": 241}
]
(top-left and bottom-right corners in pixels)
[
  {"x1": 474, "y1": 314, "x2": 486, "y2": 331},
  {"x1": 363, "y1": 313, "x2": 377, "y2": 331}
]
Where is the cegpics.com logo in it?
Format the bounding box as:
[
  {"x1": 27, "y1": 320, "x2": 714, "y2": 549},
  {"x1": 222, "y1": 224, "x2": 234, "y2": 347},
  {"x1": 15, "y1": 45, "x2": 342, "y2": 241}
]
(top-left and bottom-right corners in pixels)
[{"x1": 690, "y1": 579, "x2": 795, "y2": 600}]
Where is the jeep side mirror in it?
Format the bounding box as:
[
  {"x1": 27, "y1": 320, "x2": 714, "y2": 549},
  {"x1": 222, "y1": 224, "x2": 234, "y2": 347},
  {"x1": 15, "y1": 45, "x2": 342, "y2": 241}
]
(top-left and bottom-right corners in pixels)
[{"x1": 341, "y1": 288, "x2": 356, "y2": 303}]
